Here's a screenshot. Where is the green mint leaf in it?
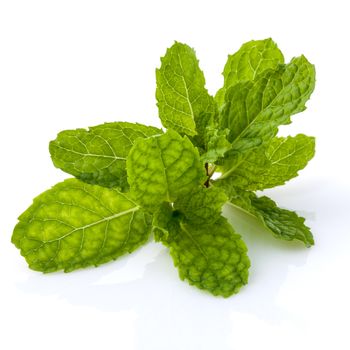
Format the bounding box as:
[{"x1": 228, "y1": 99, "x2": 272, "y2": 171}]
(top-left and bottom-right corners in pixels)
[
  {"x1": 227, "y1": 189, "x2": 314, "y2": 247},
  {"x1": 12, "y1": 178, "x2": 151, "y2": 272},
  {"x1": 154, "y1": 210, "x2": 250, "y2": 297},
  {"x1": 152, "y1": 203, "x2": 175, "y2": 241},
  {"x1": 200, "y1": 126, "x2": 231, "y2": 163},
  {"x1": 174, "y1": 186, "x2": 228, "y2": 225},
  {"x1": 189, "y1": 111, "x2": 216, "y2": 150},
  {"x1": 215, "y1": 38, "x2": 284, "y2": 107},
  {"x1": 50, "y1": 122, "x2": 162, "y2": 190},
  {"x1": 218, "y1": 134, "x2": 315, "y2": 189},
  {"x1": 156, "y1": 42, "x2": 216, "y2": 136},
  {"x1": 220, "y1": 55, "x2": 315, "y2": 150},
  {"x1": 250, "y1": 195, "x2": 314, "y2": 247},
  {"x1": 187, "y1": 108, "x2": 231, "y2": 163},
  {"x1": 187, "y1": 106, "x2": 231, "y2": 163},
  {"x1": 126, "y1": 130, "x2": 206, "y2": 210}
]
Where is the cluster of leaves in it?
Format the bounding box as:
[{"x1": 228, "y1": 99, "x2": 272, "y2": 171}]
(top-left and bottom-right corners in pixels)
[{"x1": 12, "y1": 39, "x2": 316, "y2": 297}]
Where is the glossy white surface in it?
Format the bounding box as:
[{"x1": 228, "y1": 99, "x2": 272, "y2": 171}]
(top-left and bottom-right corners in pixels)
[{"x1": 1, "y1": 1, "x2": 349, "y2": 349}]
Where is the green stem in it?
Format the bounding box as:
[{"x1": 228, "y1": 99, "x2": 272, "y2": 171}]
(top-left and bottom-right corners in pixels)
[
  {"x1": 208, "y1": 165, "x2": 217, "y2": 177},
  {"x1": 204, "y1": 164, "x2": 217, "y2": 188}
]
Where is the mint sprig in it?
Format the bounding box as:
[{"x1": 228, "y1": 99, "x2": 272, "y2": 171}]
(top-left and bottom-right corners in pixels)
[{"x1": 12, "y1": 38, "x2": 316, "y2": 297}]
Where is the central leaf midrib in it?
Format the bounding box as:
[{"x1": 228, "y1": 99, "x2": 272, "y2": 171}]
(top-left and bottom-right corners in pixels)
[
  {"x1": 55, "y1": 144, "x2": 126, "y2": 160},
  {"x1": 45, "y1": 206, "x2": 139, "y2": 243},
  {"x1": 177, "y1": 51, "x2": 195, "y2": 121},
  {"x1": 180, "y1": 222, "x2": 208, "y2": 261}
]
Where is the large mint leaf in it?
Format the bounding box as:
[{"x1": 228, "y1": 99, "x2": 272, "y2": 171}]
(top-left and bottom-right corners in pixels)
[
  {"x1": 226, "y1": 189, "x2": 314, "y2": 247},
  {"x1": 156, "y1": 42, "x2": 216, "y2": 137},
  {"x1": 218, "y1": 134, "x2": 315, "y2": 188},
  {"x1": 126, "y1": 130, "x2": 206, "y2": 210},
  {"x1": 219, "y1": 55, "x2": 315, "y2": 150},
  {"x1": 174, "y1": 186, "x2": 228, "y2": 225},
  {"x1": 153, "y1": 208, "x2": 250, "y2": 297},
  {"x1": 12, "y1": 179, "x2": 151, "y2": 272},
  {"x1": 50, "y1": 122, "x2": 162, "y2": 190},
  {"x1": 215, "y1": 38, "x2": 284, "y2": 107}
]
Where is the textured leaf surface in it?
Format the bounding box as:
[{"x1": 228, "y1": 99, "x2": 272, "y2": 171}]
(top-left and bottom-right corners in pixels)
[
  {"x1": 156, "y1": 42, "x2": 216, "y2": 136},
  {"x1": 154, "y1": 210, "x2": 250, "y2": 297},
  {"x1": 174, "y1": 186, "x2": 228, "y2": 225},
  {"x1": 188, "y1": 109, "x2": 231, "y2": 163},
  {"x1": 12, "y1": 179, "x2": 151, "y2": 272},
  {"x1": 226, "y1": 189, "x2": 314, "y2": 247},
  {"x1": 200, "y1": 127, "x2": 231, "y2": 163},
  {"x1": 215, "y1": 38, "x2": 284, "y2": 107},
  {"x1": 218, "y1": 134, "x2": 315, "y2": 188},
  {"x1": 127, "y1": 130, "x2": 206, "y2": 210},
  {"x1": 189, "y1": 110, "x2": 215, "y2": 149},
  {"x1": 219, "y1": 55, "x2": 315, "y2": 150},
  {"x1": 250, "y1": 195, "x2": 314, "y2": 247},
  {"x1": 50, "y1": 122, "x2": 162, "y2": 190}
]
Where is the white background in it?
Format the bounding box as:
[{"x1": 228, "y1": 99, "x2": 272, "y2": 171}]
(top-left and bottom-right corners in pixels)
[{"x1": 0, "y1": 1, "x2": 349, "y2": 349}]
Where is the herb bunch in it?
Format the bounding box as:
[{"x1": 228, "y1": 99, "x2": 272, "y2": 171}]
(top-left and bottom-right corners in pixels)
[{"x1": 12, "y1": 39, "x2": 316, "y2": 297}]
